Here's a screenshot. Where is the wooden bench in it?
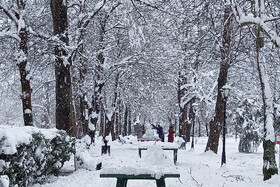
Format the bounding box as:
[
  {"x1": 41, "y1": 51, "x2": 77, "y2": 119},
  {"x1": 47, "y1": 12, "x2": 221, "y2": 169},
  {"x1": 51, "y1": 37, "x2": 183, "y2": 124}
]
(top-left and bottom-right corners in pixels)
[
  {"x1": 100, "y1": 173, "x2": 180, "y2": 187},
  {"x1": 138, "y1": 147, "x2": 178, "y2": 165}
]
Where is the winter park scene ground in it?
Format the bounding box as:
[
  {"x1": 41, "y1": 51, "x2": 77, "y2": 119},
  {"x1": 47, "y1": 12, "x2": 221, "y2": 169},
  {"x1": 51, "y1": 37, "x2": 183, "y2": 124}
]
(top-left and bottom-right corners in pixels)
[
  {"x1": 2, "y1": 0, "x2": 280, "y2": 187},
  {"x1": 1, "y1": 125, "x2": 280, "y2": 187},
  {"x1": 33, "y1": 133, "x2": 280, "y2": 187}
]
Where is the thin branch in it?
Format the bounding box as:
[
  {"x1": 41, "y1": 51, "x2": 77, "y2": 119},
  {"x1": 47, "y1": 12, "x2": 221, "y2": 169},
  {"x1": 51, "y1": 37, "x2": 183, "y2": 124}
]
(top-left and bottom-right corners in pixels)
[
  {"x1": 0, "y1": 31, "x2": 20, "y2": 41},
  {"x1": 0, "y1": 4, "x2": 19, "y2": 26}
]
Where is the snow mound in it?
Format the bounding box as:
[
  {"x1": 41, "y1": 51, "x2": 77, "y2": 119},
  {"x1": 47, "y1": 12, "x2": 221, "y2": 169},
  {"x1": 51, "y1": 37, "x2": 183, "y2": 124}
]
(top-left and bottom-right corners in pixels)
[
  {"x1": 143, "y1": 145, "x2": 172, "y2": 165},
  {"x1": 0, "y1": 125, "x2": 60, "y2": 155},
  {"x1": 0, "y1": 175, "x2": 9, "y2": 187}
]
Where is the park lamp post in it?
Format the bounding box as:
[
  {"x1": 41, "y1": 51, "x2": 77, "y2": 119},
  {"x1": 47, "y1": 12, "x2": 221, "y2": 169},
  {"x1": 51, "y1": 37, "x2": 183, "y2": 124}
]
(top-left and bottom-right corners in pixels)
[
  {"x1": 191, "y1": 102, "x2": 199, "y2": 149},
  {"x1": 221, "y1": 85, "x2": 230, "y2": 166}
]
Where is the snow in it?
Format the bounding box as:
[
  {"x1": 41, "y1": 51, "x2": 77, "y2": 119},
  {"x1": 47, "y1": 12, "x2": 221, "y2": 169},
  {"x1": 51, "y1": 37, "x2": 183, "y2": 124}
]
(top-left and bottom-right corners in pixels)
[
  {"x1": 0, "y1": 126, "x2": 32, "y2": 154},
  {"x1": 142, "y1": 128, "x2": 159, "y2": 140},
  {"x1": 101, "y1": 144, "x2": 177, "y2": 179},
  {"x1": 0, "y1": 175, "x2": 9, "y2": 187},
  {"x1": 17, "y1": 15, "x2": 26, "y2": 33},
  {"x1": 84, "y1": 109, "x2": 89, "y2": 120},
  {"x1": 25, "y1": 63, "x2": 31, "y2": 72},
  {"x1": 26, "y1": 74, "x2": 31, "y2": 81},
  {"x1": 31, "y1": 136, "x2": 279, "y2": 187},
  {"x1": 0, "y1": 125, "x2": 60, "y2": 155},
  {"x1": 94, "y1": 1, "x2": 105, "y2": 10},
  {"x1": 24, "y1": 109, "x2": 31, "y2": 114},
  {"x1": 15, "y1": 50, "x2": 27, "y2": 64},
  {"x1": 88, "y1": 120, "x2": 95, "y2": 131},
  {"x1": 261, "y1": 64, "x2": 275, "y2": 142},
  {"x1": 138, "y1": 141, "x2": 179, "y2": 149}
]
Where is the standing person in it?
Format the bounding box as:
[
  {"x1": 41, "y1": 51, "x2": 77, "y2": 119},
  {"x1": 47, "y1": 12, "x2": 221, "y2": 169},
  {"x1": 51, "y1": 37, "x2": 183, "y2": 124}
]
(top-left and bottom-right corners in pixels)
[
  {"x1": 152, "y1": 124, "x2": 165, "y2": 142},
  {"x1": 168, "y1": 126, "x2": 175, "y2": 142}
]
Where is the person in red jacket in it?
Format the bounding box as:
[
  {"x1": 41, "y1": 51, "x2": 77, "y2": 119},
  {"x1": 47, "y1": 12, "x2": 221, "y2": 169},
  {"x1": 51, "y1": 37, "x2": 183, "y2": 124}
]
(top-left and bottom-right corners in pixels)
[{"x1": 168, "y1": 126, "x2": 175, "y2": 143}]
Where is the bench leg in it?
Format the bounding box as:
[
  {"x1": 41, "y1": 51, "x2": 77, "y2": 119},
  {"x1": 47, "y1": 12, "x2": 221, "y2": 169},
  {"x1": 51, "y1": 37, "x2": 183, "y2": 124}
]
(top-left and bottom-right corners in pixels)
[
  {"x1": 138, "y1": 149, "x2": 142, "y2": 158},
  {"x1": 156, "y1": 178, "x2": 166, "y2": 187},
  {"x1": 174, "y1": 150, "x2": 178, "y2": 165},
  {"x1": 116, "y1": 178, "x2": 127, "y2": 187}
]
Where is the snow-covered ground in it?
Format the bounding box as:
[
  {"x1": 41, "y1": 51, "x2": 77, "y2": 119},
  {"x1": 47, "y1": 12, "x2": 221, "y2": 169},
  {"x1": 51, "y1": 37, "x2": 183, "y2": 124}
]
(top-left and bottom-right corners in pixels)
[{"x1": 32, "y1": 136, "x2": 280, "y2": 187}]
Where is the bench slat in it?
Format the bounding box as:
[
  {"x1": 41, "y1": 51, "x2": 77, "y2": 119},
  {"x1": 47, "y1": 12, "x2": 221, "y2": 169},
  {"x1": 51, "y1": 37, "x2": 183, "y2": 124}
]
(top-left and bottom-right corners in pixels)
[{"x1": 100, "y1": 173, "x2": 180, "y2": 179}]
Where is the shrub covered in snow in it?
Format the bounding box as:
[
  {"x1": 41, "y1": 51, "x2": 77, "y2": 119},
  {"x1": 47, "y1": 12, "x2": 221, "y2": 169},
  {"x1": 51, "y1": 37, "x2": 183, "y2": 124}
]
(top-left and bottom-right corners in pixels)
[
  {"x1": 236, "y1": 99, "x2": 262, "y2": 153},
  {"x1": 238, "y1": 127, "x2": 261, "y2": 153},
  {"x1": 0, "y1": 126, "x2": 75, "y2": 186}
]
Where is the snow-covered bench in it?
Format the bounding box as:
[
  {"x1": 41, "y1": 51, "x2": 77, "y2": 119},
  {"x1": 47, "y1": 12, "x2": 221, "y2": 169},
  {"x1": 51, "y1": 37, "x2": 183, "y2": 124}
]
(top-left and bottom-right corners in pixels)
[
  {"x1": 138, "y1": 142, "x2": 179, "y2": 165},
  {"x1": 138, "y1": 147, "x2": 178, "y2": 165},
  {"x1": 100, "y1": 144, "x2": 180, "y2": 186},
  {"x1": 100, "y1": 173, "x2": 180, "y2": 187}
]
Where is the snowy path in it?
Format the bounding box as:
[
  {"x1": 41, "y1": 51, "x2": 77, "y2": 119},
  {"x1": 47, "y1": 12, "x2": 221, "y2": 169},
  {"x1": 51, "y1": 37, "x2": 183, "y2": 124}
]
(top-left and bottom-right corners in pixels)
[{"x1": 32, "y1": 137, "x2": 280, "y2": 187}]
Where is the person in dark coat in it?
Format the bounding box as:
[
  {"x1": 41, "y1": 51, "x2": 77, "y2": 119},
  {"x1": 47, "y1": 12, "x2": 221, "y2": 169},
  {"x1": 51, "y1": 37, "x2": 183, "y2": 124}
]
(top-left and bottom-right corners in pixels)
[
  {"x1": 168, "y1": 126, "x2": 175, "y2": 143},
  {"x1": 152, "y1": 124, "x2": 164, "y2": 142}
]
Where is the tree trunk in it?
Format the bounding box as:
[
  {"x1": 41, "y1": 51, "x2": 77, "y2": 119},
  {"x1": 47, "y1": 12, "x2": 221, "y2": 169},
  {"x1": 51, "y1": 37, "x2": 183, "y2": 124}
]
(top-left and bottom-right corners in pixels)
[
  {"x1": 123, "y1": 105, "x2": 128, "y2": 136},
  {"x1": 118, "y1": 102, "x2": 122, "y2": 136},
  {"x1": 43, "y1": 93, "x2": 51, "y2": 126},
  {"x1": 104, "y1": 114, "x2": 111, "y2": 138},
  {"x1": 256, "y1": 27, "x2": 278, "y2": 180},
  {"x1": 205, "y1": 4, "x2": 232, "y2": 153},
  {"x1": 90, "y1": 82, "x2": 103, "y2": 142},
  {"x1": 18, "y1": 24, "x2": 33, "y2": 126},
  {"x1": 178, "y1": 71, "x2": 183, "y2": 137},
  {"x1": 106, "y1": 73, "x2": 120, "y2": 141},
  {"x1": 13, "y1": 1, "x2": 33, "y2": 126},
  {"x1": 128, "y1": 105, "x2": 132, "y2": 135},
  {"x1": 115, "y1": 111, "x2": 119, "y2": 137},
  {"x1": 50, "y1": 0, "x2": 74, "y2": 135},
  {"x1": 99, "y1": 104, "x2": 105, "y2": 137},
  {"x1": 198, "y1": 118, "x2": 201, "y2": 137},
  {"x1": 88, "y1": 17, "x2": 107, "y2": 142},
  {"x1": 79, "y1": 93, "x2": 89, "y2": 137},
  {"x1": 187, "y1": 104, "x2": 194, "y2": 142}
]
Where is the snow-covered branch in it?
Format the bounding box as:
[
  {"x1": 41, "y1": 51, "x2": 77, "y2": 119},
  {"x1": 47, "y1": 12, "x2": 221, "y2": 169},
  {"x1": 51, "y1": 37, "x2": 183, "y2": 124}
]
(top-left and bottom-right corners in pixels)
[
  {"x1": 0, "y1": 31, "x2": 20, "y2": 41},
  {"x1": 229, "y1": 0, "x2": 280, "y2": 47},
  {"x1": 0, "y1": 3, "x2": 19, "y2": 25}
]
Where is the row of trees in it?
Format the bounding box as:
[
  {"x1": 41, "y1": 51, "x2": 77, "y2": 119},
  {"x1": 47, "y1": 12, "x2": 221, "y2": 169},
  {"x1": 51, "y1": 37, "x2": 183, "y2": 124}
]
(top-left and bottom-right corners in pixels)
[{"x1": 0, "y1": 0, "x2": 279, "y2": 180}]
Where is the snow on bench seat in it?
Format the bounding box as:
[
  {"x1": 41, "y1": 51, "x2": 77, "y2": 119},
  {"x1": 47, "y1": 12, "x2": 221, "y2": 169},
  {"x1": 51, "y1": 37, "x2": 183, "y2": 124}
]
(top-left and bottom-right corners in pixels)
[{"x1": 101, "y1": 145, "x2": 179, "y2": 179}]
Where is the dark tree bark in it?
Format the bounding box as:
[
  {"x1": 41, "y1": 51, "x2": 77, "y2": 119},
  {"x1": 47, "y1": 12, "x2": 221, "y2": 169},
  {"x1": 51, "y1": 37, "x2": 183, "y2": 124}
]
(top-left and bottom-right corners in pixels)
[
  {"x1": 99, "y1": 104, "x2": 105, "y2": 137},
  {"x1": 178, "y1": 70, "x2": 189, "y2": 141},
  {"x1": 117, "y1": 97, "x2": 122, "y2": 136},
  {"x1": 128, "y1": 105, "x2": 132, "y2": 135},
  {"x1": 123, "y1": 105, "x2": 128, "y2": 136},
  {"x1": 90, "y1": 80, "x2": 104, "y2": 142},
  {"x1": 18, "y1": 19, "x2": 33, "y2": 126},
  {"x1": 105, "y1": 72, "x2": 120, "y2": 141},
  {"x1": 79, "y1": 93, "x2": 89, "y2": 137},
  {"x1": 205, "y1": 4, "x2": 232, "y2": 153},
  {"x1": 186, "y1": 105, "x2": 192, "y2": 142},
  {"x1": 50, "y1": 0, "x2": 74, "y2": 135}
]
